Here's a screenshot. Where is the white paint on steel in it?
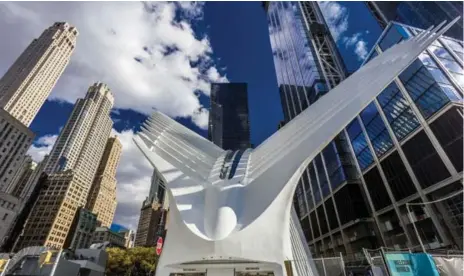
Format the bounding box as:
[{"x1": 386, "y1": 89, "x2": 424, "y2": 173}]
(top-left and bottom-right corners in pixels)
[{"x1": 134, "y1": 19, "x2": 459, "y2": 276}]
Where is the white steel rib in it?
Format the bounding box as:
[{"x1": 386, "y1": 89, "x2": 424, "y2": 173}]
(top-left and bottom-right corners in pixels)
[{"x1": 134, "y1": 19, "x2": 459, "y2": 276}]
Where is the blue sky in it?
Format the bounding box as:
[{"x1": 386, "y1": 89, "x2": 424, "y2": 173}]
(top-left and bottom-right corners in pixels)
[
  {"x1": 0, "y1": 1, "x2": 384, "y2": 230},
  {"x1": 29, "y1": 1, "x2": 383, "y2": 147}
]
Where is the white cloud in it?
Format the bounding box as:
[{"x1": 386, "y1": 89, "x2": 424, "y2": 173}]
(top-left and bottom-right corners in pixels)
[
  {"x1": 342, "y1": 32, "x2": 369, "y2": 61},
  {"x1": 268, "y1": 2, "x2": 317, "y2": 88},
  {"x1": 318, "y1": 2, "x2": 349, "y2": 41},
  {"x1": 111, "y1": 129, "x2": 153, "y2": 231},
  {"x1": 342, "y1": 32, "x2": 362, "y2": 48},
  {"x1": 27, "y1": 134, "x2": 58, "y2": 163},
  {"x1": 354, "y1": 40, "x2": 368, "y2": 61},
  {"x1": 206, "y1": 67, "x2": 228, "y2": 83},
  {"x1": 175, "y1": 2, "x2": 205, "y2": 20},
  {"x1": 0, "y1": 2, "x2": 227, "y2": 129},
  {"x1": 191, "y1": 107, "x2": 209, "y2": 129}
]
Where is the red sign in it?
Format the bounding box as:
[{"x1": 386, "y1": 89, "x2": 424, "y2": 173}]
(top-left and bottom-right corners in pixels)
[{"x1": 156, "y1": 237, "x2": 163, "y2": 256}]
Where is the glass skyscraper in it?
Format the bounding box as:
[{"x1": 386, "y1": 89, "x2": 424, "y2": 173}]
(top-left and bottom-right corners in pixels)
[
  {"x1": 266, "y1": 1, "x2": 370, "y2": 259},
  {"x1": 208, "y1": 83, "x2": 251, "y2": 151},
  {"x1": 266, "y1": 1, "x2": 463, "y2": 260},
  {"x1": 365, "y1": 1, "x2": 463, "y2": 40},
  {"x1": 349, "y1": 22, "x2": 463, "y2": 253}
]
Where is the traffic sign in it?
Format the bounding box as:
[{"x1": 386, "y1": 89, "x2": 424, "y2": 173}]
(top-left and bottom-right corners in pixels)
[{"x1": 156, "y1": 237, "x2": 163, "y2": 256}]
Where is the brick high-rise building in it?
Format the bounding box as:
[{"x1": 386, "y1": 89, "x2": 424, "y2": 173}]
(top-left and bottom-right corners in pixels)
[
  {"x1": 0, "y1": 22, "x2": 78, "y2": 127},
  {"x1": 15, "y1": 83, "x2": 114, "y2": 250},
  {"x1": 86, "y1": 137, "x2": 122, "y2": 227},
  {"x1": 134, "y1": 201, "x2": 166, "y2": 247}
]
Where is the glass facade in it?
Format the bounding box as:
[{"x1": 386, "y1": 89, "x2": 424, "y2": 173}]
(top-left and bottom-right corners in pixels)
[
  {"x1": 322, "y1": 142, "x2": 347, "y2": 190},
  {"x1": 267, "y1": 0, "x2": 377, "y2": 258},
  {"x1": 347, "y1": 119, "x2": 374, "y2": 171},
  {"x1": 267, "y1": 0, "x2": 463, "y2": 257},
  {"x1": 366, "y1": 1, "x2": 463, "y2": 40},
  {"x1": 268, "y1": 1, "x2": 327, "y2": 121},
  {"x1": 208, "y1": 83, "x2": 251, "y2": 151},
  {"x1": 377, "y1": 82, "x2": 420, "y2": 141},
  {"x1": 281, "y1": 19, "x2": 462, "y2": 257},
  {"x1": 348, "y1": 23, "x2": 463, "y2": 252},
  {"x1": 360, "y1": 103, "x2": 394, "y2": 157}
]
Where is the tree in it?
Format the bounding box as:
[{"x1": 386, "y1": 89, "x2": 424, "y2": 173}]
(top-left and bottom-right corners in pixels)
[{"x1": 106, "y1": 247, "x2": 159, "y2": 276}]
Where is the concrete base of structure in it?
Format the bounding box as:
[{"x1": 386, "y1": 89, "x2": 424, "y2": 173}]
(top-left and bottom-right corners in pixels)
[{"x1": 157, "y1": 262, "x2": 284, "y2": 276}]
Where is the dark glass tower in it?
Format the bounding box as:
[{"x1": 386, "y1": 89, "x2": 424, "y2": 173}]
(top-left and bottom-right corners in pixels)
[
  {"x1": 365, "y1": 1, "x2": 463, "y2": 40},
  {"x1": 265, "y1": 1, "x2": 371, "y2": 258},
  {"x1": 208, "y1": 83, "x2": 251, "y2": 151}
]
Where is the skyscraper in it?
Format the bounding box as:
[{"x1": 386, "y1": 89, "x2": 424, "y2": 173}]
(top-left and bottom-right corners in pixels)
[
  {"x1": 208, "y1": 83, "x2": 251, "y2": 151},
  {"x1": 63, "y1": 207, "x2": 97, "y2": 250},
  {"x1": 15, "y1": 83, "x2": 114, "y2": 250},
  {"x1": 5, "y1": 156, "x2": 36, "y2": 198},
  {"x1": 135, "y1": 169, "x2": 168, "y2": 247},
  {"x1": 0, "y1": 192, "x2": 21, "y2": 247},
  {"x1": 44, "y1": 83, "x2": 114, "y2": 181},
  {"x1": 134, "y1": 201, "x2": 166, "y2": 247},
  {"x1": 0, "y1": 110, "x2": 34, "y2": 192},
  {"x1": 0, "y1": 22, "x2": 78, "y2": 127},
  {"x1": 86, "y1": 137, "x2": 122, "y2": 227},
  {"x1": 266, "y1": 1, "x2": 367, "y2": 257},
  {"x1": 147, "y1": 168, "x2": 168, "y2": 208},
  {"x1": 365, "y1": 1, "x2": 463, "y2": 40},
  {"x1": 15, "y1": 155, "x2": 48, "y2": 201},
  {"x1": 267, "y1": 1, "x2": 463, "y2": 257},
  {"x1": 347, "y1": 22, "x2": 463, "y2": 252}
]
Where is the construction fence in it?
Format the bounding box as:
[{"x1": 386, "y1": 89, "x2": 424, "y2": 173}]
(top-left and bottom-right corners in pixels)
[
  {"x1": 311, "y1": 247, "x2": 463, "y2": 276},
  {"x1": 312, "y1": 252, "x2": 346, "y2": 276}
]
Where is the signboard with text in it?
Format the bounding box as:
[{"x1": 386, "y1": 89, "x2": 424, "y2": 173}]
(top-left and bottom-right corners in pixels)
[
  {"x1": 385, "y1": 253, "x2": 414, "y2": 276},
  {"x1": 384, "y1": 253, "x2": 439, "y2": 276}
]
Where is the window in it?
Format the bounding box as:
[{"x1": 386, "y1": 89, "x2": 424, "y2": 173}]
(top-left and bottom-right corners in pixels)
[
  {"x1": 323, "y1": 142, "x2": 346, "y2": 189},
  {"x1": 400, "y1": 53, "x2": 460, "y2": 117},
  {"x1": 360, "y1": 103, "x2": 394, "y2": 157},
  {"x1": 364, "y1": 166, "x2": 391, "y2": 211},
  {"x1": 428, "y1": 42, "x2": 464, "y2": 89},
  {"x1": 316, "y1": 205, "x2": 328, "y2": 235},
  {"x1": 315, "y1": 155, "x2": 330, "y2": 198},
  {"x1": 309, "y1": 163, "x2": 321, "y2": 204},
  {"x1": 442, "y1": 38, "x2": 464, "y2": 61},
  {"x1": 381, "y1": 151, "x2": 416, "y2": 201},
  {"x1": 325, "y1": 198, "x2": 338, "y2": 230},
  {"x1": 377, "y1": 82, "x2": 420, "y2": 141},
  {"x1": 302, "y1": 171, "x2": 314, "y2": 209},
  {"x1": 334, "y1": 185, "x2": 369, "y2": 224},
  {"x1": 430, "y1": 106, "x2": 463, "y2": 172},
  {"x1": 295, "y1": 182, "x2": 307, "y2": 218},
  {"x1": 347, "y1": 119, "x2": 374, "y2": 170},
  {"x1": 429, "y1": 44, "x2": 463, "y2": 74},
  {"x1": 2, "y1": 213, "x2": 7, "y2": 221},
  {"x1": 310, "y1": 211, "x2": 319, "y2": 239},
  {"x1": 402, "y1": 130, "x2": 450, "y2": 188},
  {"x1": 300, "y1": 217, "x2": 312, "y2": 242}
]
